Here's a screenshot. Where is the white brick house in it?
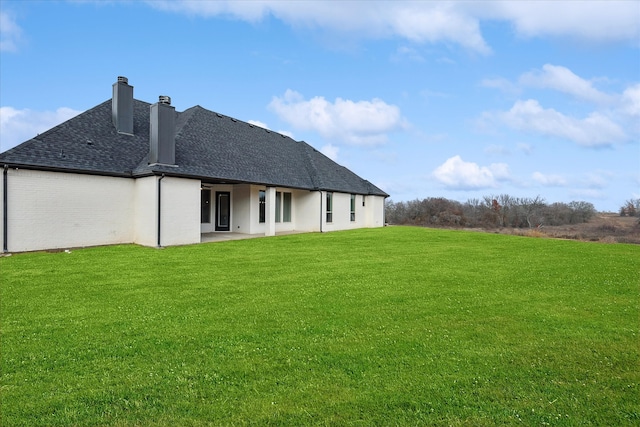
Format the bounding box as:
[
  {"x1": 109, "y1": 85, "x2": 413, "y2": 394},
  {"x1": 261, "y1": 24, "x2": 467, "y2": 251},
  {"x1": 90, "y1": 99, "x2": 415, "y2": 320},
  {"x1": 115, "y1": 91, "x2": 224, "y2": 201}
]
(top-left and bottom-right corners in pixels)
[{"x1": 0, "y1": 77, "x2": 387, "y2": 252}]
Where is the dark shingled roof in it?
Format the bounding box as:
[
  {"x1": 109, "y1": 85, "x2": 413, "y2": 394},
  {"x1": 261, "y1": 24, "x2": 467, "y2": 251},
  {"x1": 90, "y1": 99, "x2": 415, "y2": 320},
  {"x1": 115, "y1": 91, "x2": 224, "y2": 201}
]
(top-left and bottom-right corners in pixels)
[{"x1": 0, "y1": 98, "x2": 388, "y2": 197}]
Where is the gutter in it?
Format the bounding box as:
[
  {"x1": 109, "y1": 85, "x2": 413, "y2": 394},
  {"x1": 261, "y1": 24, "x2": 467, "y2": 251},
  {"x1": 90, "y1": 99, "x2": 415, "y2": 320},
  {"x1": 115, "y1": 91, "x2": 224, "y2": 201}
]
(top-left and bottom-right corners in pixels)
[
  {"x1": 157, "y1": 174, "x2": 165, "y2": 247},
  {"x1": 3, "y1": 165, "x2": 7, "y2": 252},
  {"x1": 0, "y1": 162, "x2": 133, "y2": 179}
]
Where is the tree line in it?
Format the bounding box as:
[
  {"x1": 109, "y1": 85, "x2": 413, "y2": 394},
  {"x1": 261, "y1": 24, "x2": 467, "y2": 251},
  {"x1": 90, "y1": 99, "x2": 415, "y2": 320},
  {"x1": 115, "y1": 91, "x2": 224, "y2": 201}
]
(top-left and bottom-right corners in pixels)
[
  {"x1": 385, "y1": 195, "x2": 598, "y2": 229},
  {"x1": 619, "y1": 199, "x2": 640, "y2": 217}
]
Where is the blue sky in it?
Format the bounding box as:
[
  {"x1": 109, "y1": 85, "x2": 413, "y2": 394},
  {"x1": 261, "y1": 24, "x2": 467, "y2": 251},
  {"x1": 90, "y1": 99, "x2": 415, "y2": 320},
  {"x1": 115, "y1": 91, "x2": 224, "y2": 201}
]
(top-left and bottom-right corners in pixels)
[{"x1": 1, "y1": 1, "x2": 638, "y2": 212}]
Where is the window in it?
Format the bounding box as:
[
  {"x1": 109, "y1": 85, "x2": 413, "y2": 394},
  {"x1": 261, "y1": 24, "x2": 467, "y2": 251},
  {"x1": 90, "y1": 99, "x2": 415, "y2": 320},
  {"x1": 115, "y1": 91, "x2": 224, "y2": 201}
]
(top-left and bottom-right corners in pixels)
[
  {"x1": 259, "y1": 190, "x2": 291, "y2": 224},
  {"x1": 326, "y1": 192, "x2": 333, "y2": 223},
  {"x1": 201, "y1": 188, "x2": 211, "y2": 223},
  {"x1": 275, "y1": 191, "x2": 281, "y2": 223},
  {"x1": 362, "y1": 195, "x2": 366, "y2": 207},
  {"x1": 259, "y1": 190, "x2": 265, "y2": 223},
  {"x1": 350, "y1": 194, "x2": 356, "y2": 221},
  {"x1": 283, "y1": 192, "x2": 292, "y2": 222}
]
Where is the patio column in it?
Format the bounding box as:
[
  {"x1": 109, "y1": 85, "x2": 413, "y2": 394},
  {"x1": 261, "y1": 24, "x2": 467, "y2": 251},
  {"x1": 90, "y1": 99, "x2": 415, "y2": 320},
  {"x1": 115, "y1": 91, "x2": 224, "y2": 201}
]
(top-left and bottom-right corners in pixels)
[{"x1": 265, "y1": 186, "x2": 276, "y2": 236}]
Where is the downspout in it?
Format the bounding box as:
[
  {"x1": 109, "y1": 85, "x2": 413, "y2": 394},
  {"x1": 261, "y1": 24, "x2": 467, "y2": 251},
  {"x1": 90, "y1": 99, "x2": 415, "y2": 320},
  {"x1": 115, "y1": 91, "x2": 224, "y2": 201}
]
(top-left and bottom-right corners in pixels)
[
  {"x1": 3, "y1": 165, "x2": 8, "y2": 252},
  {"x1": 157, "y1": 174, "x2": 165, "y2": 247},
  {"x1": 318, "y1": 190, "x2": 323, "y2": 233}
]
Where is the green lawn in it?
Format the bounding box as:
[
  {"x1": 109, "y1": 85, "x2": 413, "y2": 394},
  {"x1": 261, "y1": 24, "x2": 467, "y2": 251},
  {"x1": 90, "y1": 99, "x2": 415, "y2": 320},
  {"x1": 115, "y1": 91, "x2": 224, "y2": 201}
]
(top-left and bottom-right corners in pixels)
[{"x1": 1, "y1": 227, "x2": 639, "y2": 426}]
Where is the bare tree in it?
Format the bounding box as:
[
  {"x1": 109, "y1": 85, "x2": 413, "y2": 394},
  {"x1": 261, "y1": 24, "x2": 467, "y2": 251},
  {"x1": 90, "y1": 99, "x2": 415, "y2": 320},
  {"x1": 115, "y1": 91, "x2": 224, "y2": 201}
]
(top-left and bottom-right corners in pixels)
[
  {"x1": 386, "y1": 194, "x2": 599, "y2": 229},
  {"x1": 568, "y1": 201, "x2": 596, "y2": 223},
  {"x1": 517, "y1": 196, "x2": 546, "y2": 228}
]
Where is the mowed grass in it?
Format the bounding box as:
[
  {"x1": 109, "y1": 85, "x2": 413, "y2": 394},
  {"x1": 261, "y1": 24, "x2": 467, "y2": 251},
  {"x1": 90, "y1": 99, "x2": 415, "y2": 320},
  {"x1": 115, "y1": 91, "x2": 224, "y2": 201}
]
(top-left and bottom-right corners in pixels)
[{"x1": 1, "y1": 227, "x2": 638, "y2": 426}]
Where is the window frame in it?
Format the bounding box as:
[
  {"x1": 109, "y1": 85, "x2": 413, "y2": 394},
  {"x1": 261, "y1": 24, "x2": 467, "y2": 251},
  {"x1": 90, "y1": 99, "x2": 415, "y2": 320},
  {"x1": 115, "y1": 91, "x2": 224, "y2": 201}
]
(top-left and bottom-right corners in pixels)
[
  {"x1": 259, "y1": 190, "x2": 266, "y2": 223},
  {"x1": 283, "y1": 192, "x2": 292, "y2": 223},
  {"x1": 350, "y1": 194, "x2": 356, "y2": 221},
  {"x1": 201, "y1": 188, "x2": 211, "y2": 224},
  {"x1": 326, "y1": 192, "x2": 333, "y2": 223},
  {"x1": 275, "y1": 191, "x2": 282, "y2": 223}
]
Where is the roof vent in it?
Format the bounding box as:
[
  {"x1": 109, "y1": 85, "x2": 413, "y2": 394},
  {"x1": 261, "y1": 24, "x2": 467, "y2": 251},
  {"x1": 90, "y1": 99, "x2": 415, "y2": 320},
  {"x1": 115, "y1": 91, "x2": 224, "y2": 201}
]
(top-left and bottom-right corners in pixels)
[
  {"x1": 159, "y1": 95, "x2": 171, "y2": 105},
  {"x1": 117, "y1": 76, "x2": 129, "y2": 84}
]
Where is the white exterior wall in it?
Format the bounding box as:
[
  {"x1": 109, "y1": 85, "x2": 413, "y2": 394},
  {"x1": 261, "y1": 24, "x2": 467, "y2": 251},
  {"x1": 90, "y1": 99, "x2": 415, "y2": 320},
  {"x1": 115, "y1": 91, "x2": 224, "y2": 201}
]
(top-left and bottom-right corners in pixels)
[
  {"x1": 232, "y1": 184, "x2": 251, "y2": 233},
  {"x1": 0, "y1": 168, "x2": 386, "y2": 252},
  {"x1": 248, "y1": 185, "x2": 265, "y2": 235},
  {"x1": 323, "y1": 191, "x2": 351, "y2": 232},
  {"x1": 2, "y1": 169, "x2": 135, "y2": 252},
  {"x1": 0, "y1": 169, "x2": 4, "y2": 251},
  {"x1": 133, "y1": 176, "x2": 157, "y2": 247},
  {"x1": 322, "y1": 191, "x2": 386, "y2": 233},
  {"x1": 135, "y1": 176, "x2": 200, "y2": 247},
  {"x1": 265, "y1": 187, "x2": 276, "y2": 237},
  {"x1": 232, "y1": 188, "x2": 384, "y2": 235},
  {"x1": 365, "y1": 195, "x2": 386, "y2": 228},
  {"x1": 159, "y1": 177, "x2": 201, "y2": 246},
  {"x1": 294, "y1": 190, "x2": 322, "y2": 232}
]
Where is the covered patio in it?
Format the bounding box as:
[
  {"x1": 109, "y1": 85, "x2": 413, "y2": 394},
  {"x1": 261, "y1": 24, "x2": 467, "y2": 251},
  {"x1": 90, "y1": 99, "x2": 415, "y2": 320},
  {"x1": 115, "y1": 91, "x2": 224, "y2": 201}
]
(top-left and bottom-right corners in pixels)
[{"x1": 200, "y1": 230, "x2": 308, "y2": 243}]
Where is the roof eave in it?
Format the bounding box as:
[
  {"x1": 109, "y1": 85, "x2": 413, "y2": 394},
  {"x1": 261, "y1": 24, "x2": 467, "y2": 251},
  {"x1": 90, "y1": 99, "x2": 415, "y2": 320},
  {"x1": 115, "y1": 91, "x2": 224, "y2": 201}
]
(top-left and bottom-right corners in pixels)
[{"x1": 0, "y1": 162, "x2": 134, "y2": 178}]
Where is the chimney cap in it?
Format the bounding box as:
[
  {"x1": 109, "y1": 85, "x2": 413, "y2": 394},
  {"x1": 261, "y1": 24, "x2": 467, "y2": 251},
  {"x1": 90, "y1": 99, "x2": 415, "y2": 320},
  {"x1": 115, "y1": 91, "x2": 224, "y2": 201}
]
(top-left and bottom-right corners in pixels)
[
  {"x1": 159, "y1": 95, "x2": 171, "y2": 105},
  {"x1": 117, "y1": 76, "x2": 129, "y2": 84}
]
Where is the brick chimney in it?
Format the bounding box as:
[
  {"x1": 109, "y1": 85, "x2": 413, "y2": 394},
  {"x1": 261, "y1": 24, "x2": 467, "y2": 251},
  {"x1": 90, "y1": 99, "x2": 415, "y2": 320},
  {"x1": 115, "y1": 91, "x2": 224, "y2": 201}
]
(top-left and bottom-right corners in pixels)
[
  {"x1": 112, "y1": 76, "x2": 133, "y2": 134},
  {"x1": 149, "y1": 95, "x2": 175, "y2": 165}
]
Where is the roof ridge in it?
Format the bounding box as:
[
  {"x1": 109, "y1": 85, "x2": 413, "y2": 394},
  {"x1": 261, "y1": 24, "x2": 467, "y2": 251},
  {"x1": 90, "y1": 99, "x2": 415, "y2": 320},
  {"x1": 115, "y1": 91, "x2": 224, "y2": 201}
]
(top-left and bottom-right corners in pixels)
[
  {"x1": 298, "y1": 142, "x2": 323, "y2": 190},
  {"x1": 175, "y1": 105, "x2": 201, "y2": 138}
]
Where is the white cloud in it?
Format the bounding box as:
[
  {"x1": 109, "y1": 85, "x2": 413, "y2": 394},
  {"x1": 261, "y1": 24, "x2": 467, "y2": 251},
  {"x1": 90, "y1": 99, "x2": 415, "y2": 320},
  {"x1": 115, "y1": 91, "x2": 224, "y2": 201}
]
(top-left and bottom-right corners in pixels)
[
  {"x1": 482, "y1": 65, "x2": 638, "y2": 146},
  {"x1": 149, "y1": 1, "x2": 491, "y2": 53},
  {"x1": 583, "y1": 171, "x2": 613, "y2": 189},
  {"x1": 0, "y1": 106, "x2": 82, "y2": 152},
  {"x1": 490, "y1": 1, "x2": 640, "y2": 44},
  {"x1": 146, "y1": 0, "x2": 269, "y2": 21},
  {"x1": 248, "y1": 119, "x2": 269, "y2": 129},
  {"x1": 320, "y1": 144, "x2": 339, "y2": 161},
  {"x1": 620, "y1": 84, "x2": 640, "y2": 117},
  {"x1": 432, "y1": 155, "x2": 510, "y2": 190},
  {"x1": 248, "y1": 120, "x2": 295, "y2": 139},
  {"x1": 486, "y1": 99, "x2": 626, "y2": 147},
  {"x1": 277, "y1": 129, "x2": 295, "y2": 139},
  {"x1": 519, "y1": 64, "x2": 613, "y2": 104},
  {"x1": 0, "y1": 11, "x2": 22, "y2": 52},
  {"x1": 268, "y1": 89, "x2": 406, "y2": 146},
  {"x1": 532, "y1": 172, "x2": 567, "y2": 186},
  {"x1": 147, "y1": 1, "x2": 640, "y2": 53},
  {"x1": 388, "y1": 4, "x2": 490, "y2": 54}
]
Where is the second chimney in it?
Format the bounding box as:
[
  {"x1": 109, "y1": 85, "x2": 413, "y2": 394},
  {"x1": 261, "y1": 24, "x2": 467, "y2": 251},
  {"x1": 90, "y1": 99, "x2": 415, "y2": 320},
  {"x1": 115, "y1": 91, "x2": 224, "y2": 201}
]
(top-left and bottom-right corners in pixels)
[
  {"x1": 149, "y1": 95, "x2": 176, "y2": 165},
  {"x1": 112, "y1": 76, "x2": 134, "y2": 134}
]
